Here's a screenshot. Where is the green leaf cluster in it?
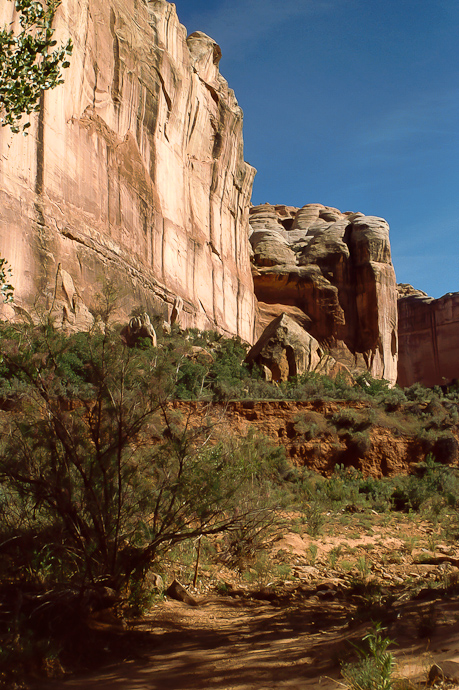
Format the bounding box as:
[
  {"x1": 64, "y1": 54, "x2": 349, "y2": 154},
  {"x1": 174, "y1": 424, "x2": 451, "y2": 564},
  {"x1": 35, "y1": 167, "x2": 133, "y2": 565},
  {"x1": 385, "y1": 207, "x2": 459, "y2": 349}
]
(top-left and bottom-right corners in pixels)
[
  {"x1": 0, "y1": 320, "x2": 286, "y2": 592},
  {"x1": 342, "y1": 623, "x2": 396, "y2": 690},
  {"x1": 0, "y1": 256, "x2": 13, "y2": 303},
  {"x1": 0, "y1": 0, "x2": 72, "y2": 132}
]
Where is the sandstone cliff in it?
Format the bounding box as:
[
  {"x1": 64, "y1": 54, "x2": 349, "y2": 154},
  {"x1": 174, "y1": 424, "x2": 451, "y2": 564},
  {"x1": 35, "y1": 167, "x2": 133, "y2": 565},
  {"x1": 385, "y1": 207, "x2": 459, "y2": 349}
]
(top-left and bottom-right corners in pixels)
[
  {"x1": 398, "y1": 289, "x2": 459, "y2": 387},
  {"x1": 249, "y1": 203, "x2": 398, "y2": 385},
  {"x1": 0, "y1": 0, "x2": 256, "y2": 338}
]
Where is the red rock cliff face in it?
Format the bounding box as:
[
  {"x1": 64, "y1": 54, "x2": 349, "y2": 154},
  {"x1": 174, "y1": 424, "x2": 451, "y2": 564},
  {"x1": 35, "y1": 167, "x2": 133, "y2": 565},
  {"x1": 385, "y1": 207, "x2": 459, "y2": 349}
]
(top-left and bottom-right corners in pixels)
[
  {"x1": 0, "y1": 0, "x2": 256, "y2": 338},
  {"x1": 398, "y1": 290, "x2": 459, "y2": 387},
  {"x1": 249, "y1": 204, "x2": 398, "y2": 384}
]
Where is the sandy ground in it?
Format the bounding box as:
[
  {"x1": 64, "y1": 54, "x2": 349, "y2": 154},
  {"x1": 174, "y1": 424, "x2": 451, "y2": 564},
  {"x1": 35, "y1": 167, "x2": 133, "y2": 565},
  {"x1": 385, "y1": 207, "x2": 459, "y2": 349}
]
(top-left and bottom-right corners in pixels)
[
  {"x1": 41, "y1": 584, "x2": 459, "y2": 690},
  {"x1": 37, "y1": 514, "x2": 459, "y2": 690}
]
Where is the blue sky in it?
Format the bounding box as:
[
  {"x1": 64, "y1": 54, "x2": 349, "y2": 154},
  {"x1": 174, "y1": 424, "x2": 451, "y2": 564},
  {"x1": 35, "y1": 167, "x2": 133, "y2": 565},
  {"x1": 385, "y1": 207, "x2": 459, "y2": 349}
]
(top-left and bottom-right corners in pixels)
[{"x1": 174, "y1": 0, "x2": 459, "y2": 298}]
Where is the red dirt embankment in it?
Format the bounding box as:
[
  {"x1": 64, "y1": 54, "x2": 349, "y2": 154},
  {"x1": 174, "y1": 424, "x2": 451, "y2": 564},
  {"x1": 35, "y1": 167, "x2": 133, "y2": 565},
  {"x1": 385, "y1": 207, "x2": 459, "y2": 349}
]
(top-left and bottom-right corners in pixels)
[{"x1": 171, "y1": 400, "x2": 457, "y2": 478}]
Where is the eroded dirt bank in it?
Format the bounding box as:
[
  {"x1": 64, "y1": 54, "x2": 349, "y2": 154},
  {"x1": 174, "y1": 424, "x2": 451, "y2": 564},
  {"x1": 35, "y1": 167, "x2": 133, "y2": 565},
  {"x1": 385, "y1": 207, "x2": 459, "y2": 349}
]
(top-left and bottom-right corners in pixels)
[{"x1": 171, "y1": 400, "x2": 459, "y2": 477}]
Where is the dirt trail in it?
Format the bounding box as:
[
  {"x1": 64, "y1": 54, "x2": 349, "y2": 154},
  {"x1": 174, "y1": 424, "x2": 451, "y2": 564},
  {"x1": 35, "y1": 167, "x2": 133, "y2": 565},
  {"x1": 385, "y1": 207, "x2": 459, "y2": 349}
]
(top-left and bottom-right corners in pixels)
[
  {"x1": 41, "y1": 592, "x2": 459, "y2": 690},
  {"x1": 37, "y1": 515, "x2": 459, "y2": 690},
  {"x1": 42, "y1": 595, "x2": 352, "y2": 690}
]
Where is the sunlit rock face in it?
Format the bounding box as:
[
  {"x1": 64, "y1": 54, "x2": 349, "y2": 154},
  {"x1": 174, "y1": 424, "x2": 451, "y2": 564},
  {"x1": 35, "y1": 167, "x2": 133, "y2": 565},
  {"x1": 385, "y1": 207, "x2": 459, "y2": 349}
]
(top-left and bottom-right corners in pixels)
[
  {"x1": 246, "y1": 313, "x2": 352, "y2": 383},
  {"x1": 249, "y1": 203, "x2": 398, "y2": 384},
  {"x1": 398, "y1": 289, "x2": 459, "y2": 388},
  {"x1": 0, "y1": 0, "x2": 256, "y2": 338}
]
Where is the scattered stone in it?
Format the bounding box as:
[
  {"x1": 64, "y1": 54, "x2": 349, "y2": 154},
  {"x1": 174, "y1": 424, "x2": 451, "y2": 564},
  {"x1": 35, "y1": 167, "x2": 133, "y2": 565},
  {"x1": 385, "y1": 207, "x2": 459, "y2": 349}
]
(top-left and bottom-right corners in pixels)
[
  {"x1": 166, "y1": 579, "x2": 198, "y2": 606},
  {"x1": 187, "y1": 346, "x2": 214, "y2": 364},
  {"x1": 428, "y1": 663, "x2": 444, "y2": 685},
  {"x1": 431, "y1": 661, "x2": 459, "y2": 683},
  {"x1": 145, "y1": 572, "x2": 164, "y2": 592},
  {"x1": 293, "y1": 566, "x2": 320, "y2": 580}
]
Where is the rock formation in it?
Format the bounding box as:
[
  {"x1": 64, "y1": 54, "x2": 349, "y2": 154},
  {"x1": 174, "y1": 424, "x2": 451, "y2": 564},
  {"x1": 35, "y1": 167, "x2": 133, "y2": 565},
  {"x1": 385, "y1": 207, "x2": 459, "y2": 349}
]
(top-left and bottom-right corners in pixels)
[
  {"x1": 249, "y1": 203, "x2": 398, "y2": 384},
  {"x1": 0, "y1": 2, "x2": 403, "y2": 384},
  {"x1": 398, "y1": 288, "x2": 459, "y2": 387},
  {"x1": 120, "y1": 312, "x2": 157, "y2": 347},
  {"x1": 246, "y1": 313, "x2": 350, "y2": 382},
  {"x1": 0, "y1": 0, "x2": 256, "y2": 340}
]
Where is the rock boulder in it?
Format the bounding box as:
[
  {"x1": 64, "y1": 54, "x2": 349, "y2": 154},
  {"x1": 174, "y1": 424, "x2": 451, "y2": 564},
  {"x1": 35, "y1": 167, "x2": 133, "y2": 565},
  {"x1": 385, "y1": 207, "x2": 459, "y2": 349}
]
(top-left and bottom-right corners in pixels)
[{"x1": 246, "y1": 313, "x2": 349, "y2": 382}]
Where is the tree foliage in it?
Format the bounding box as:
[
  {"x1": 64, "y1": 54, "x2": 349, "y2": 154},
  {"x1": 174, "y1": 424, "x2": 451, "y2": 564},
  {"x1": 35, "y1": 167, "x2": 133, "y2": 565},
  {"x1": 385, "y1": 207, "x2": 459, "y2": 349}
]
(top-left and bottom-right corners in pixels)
[
  {"x1": 0, "y1": 0, "x2": 72, "y2": 133},
  {"x1": 0, "y1": 256, "x2": 13, "y2": 302},
  {"x1": 0, "y1": 318, "x2": 285, "y2": 591}
]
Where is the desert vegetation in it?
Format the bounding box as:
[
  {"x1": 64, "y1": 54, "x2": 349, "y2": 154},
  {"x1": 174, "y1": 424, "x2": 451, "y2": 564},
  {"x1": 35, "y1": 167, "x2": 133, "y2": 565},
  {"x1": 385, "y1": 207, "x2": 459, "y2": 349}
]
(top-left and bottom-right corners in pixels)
[{"x1": 0, "y1": 305, "x2": 458, "y2": 688}]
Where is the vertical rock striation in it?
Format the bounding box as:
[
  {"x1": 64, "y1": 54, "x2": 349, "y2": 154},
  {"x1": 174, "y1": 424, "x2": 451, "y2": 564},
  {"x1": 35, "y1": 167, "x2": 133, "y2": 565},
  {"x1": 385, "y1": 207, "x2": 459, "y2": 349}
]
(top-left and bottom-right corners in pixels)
[
  {"x1": 249, "y1": 203, "x2": 398, "y2": 384},
  {"x1": 0, "y1": 0, "x2": 256, "y2": 338},
  {"x1": 398, "y1": 287, "x2": 459, "y2": 387}
]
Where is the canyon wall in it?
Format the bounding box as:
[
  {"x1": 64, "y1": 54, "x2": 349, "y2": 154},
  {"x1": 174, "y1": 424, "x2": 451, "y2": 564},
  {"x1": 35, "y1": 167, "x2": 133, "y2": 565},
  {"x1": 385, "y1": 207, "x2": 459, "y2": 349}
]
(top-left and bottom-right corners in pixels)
[
  {"x1": 398, "y1": 288, "x2": 459, "y2": 387},
  {"x1": 0, "y1": 1, "x2": 402, "y2": 383},
  {"x1": 0, "y1": 0, "x2": 256, "y2": 338},
  {"x1": 249, "y1": 203, "x2": 398, "y2": 385}
]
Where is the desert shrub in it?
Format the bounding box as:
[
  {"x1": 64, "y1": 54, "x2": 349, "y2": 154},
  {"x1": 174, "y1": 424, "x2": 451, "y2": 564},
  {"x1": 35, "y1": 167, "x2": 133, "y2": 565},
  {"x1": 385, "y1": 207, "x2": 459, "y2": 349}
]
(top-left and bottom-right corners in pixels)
[
  {"x1": 404, "y1": 382, "x2": 435, "y2": 403},
  {"x1": 379, "y1": 387, "x2": 407, "y2": 412},
  {"x1": 355, "y1": 372, "x2": 391, "y2": 398},
  {"x1": 210, "y1": 337, "x2": 251, "y2": 383},
  {"x1": 346, "y1": 430, "x2": 372, "y2": 458},
  {"x1": 444, "y1": 403, "x2": 459, "y2": 426},
  {"x1": 342, "y1": 623, "x2": 396, "y2": 690},
  {"x1": 0, "y1": 316, "x2": 294, "y2": 681},
  {"x1": 320, "y1": 465, "x2": 364, "y2": 507},
  {"x1": 357, "y1": 477, "x2": 394, "y2": 512},
  {"x1": 0, "y1": 320, "x2": 288, "y2": 590},
  {"x1": 416, "y1": 428, "x2": 458, "y2": 463},
  {"x1": 175, "y1": 358, "x2": 209, "y2": 399},
  {"x1": 390, "y1": 456, "x2": 459, "y2": 512},
  {"x1": 302, "y1": 501, "x2": 326, "y2": 537},
  {"x1": 332, "y1": 408, "x2": 374, "y2": 431},
  {"x1": 445, "y1": 382, "x2": 459, "y2": 403},
  {"x1": 242, "y1": 378, "x2": 287, "y2": 400},
  {"x1": 159, "y1": 329, "x2": 260, "y2": 400},
  {"x1": 272, "y1": 371, "x2": 358, "y2": 402},
  {"x1": 292, "y1": 411, "x2": 330, "y2": 439},
  {"x1": 422, "y1": 399, "x2": 449, "y2": 429}
]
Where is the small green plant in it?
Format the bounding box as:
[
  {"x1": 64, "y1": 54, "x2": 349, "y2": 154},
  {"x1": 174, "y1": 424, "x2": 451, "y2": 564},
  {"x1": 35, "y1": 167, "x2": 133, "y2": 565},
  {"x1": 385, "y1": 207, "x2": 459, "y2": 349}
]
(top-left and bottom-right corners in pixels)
[
  {"x1": 356, "y1": 556, "x2": 371, "y2": 579},
  {"x1": 342, "y1": 623, "x2": 396, "y2": 690},
  {"x1": 242, "y1": 551, "x2": 271, "y2": 587},
  {"x1": 402, "y1": 536, "x2": 418, "y2": 555},
  {"x1": 216, "y1": 581, "x2": 230, "y2": 594},
  {"x1": 426, "y1": 534, "x2": 438, "y2": 552},
  {"x1": 328, "y1": 545, "x2": 343, "y2": 569},
  {"x1": 273, "y1": 563, "x2": 292, "y2": 580},
  {"x1": 303, "y1": 501, "x2": 325, "y2": 537},
  {"x1": 127, "y1": 579, "x2": 156, "y2": 616},
  {"x1": 339, "y1": 559, "x2": 354, "y2": 573},
  {"x1": 308, "y1": 543, "x2": 318, "y2": 565}
]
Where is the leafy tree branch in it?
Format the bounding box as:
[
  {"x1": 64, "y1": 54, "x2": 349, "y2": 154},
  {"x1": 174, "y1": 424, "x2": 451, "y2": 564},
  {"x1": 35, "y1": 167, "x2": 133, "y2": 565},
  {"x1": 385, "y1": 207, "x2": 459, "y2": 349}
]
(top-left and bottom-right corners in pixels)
[{"x1": 0, "y1": 0, "x2": 72, "y2": 133}]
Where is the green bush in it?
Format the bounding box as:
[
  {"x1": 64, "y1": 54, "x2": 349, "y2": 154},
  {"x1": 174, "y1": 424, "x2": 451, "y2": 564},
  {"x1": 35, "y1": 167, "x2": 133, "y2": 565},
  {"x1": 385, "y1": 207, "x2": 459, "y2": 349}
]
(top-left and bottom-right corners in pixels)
[
  {"x1": 332, "y1": 408, "x2": 374, "y2": 431},
  {"x1": 342, "y1": 623, "x2": 396, "y2": 690},
  {"x1": 391, "y1": 456, "x2": 459, "y2": 512},
  {"x1": 346, "y1": 430, "x2": 372, "y2": 458},
  {"x1": 0, "y1": 321, "x2": 288, "y2": 591}
]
